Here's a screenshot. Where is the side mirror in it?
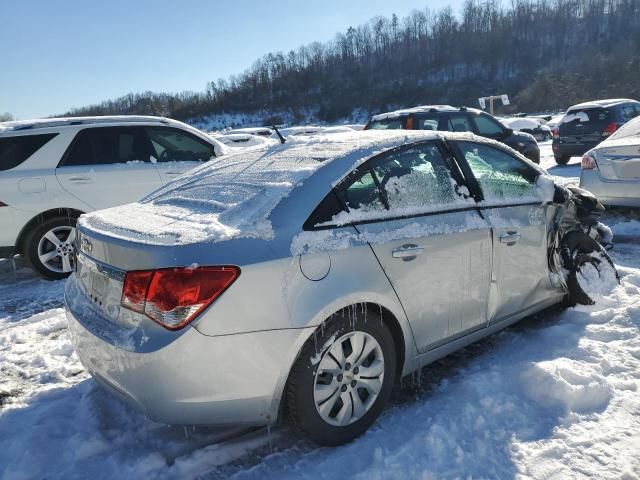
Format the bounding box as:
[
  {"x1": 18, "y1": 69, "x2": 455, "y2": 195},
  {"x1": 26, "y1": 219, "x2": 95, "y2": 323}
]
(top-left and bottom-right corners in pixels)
[{"x1": 503, "y1": 127, "x2": 514, "y2": 137}]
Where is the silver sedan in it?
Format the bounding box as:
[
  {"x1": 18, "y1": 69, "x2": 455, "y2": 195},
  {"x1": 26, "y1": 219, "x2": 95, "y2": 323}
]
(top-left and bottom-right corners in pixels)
[
  {"x1": 66, "y1": 130, "x2": 574, "y2": 446},
  {"x1": 580, "y1": 115, "x2": 640, "y2": 207}
]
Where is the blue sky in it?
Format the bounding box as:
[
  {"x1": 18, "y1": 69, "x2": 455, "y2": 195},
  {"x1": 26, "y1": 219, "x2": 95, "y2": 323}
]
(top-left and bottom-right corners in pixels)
[{"x1": 1, "y1": 0, "x2": 461, "y2": 119}]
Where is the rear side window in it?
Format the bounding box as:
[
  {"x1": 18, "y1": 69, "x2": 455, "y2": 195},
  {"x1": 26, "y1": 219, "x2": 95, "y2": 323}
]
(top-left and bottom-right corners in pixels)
[
  {"x1": 146, "y1": 127, "x2": 216, "y2": 162},
  {"x1": 306, "y1": 142, "x2": 466, "y2": 228},
  {"x1": 61, "y1": 127, "x2": 153, "y2": 166},
  {"x1": 621, "y1": 104, "x2": 640, "y2": 122},
  {"x1": 367, "y1": 118, "x2": 405, "y2": 130},
  {"x1": 0, "y1": 133, "x2": 57, "y2": 171},
  {"x1": 446, "y1": 114, "x2": 473, "y2": 133},
  {"x1": 415, "y1": 115, "x2": 440, "y2": 131}
]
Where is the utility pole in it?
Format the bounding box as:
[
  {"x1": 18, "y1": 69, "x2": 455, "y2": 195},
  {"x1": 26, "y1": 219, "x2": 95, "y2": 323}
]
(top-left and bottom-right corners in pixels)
[{"x1": 478, "y1": 94, "x2": 510, "y2": 115}]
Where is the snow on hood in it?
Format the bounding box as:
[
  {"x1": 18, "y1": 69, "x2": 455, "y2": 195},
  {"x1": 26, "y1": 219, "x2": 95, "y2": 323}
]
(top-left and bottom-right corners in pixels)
[{"x1": 79, "y1": 131, "x2": 444, "y2": 246}]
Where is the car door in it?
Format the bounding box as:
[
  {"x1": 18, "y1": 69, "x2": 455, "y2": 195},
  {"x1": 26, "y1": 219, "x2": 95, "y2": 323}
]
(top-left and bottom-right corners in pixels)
[
  {"x1": 145, "y1": 126, "x2": 217, "y2": 184},
  {"x1": 333, "y1": 141, "x2": 492, "y2": 352},
  {"x1": 55, "y1": 126, "x2": 162, "y2": 210},
  {"x1": 451, "y1": 140, "x2": 558, "y2": 324}
]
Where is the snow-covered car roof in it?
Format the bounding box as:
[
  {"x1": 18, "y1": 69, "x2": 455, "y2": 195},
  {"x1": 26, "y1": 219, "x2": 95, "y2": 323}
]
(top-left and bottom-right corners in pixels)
[
  {"x1": 567, "y1": 98, "x2": 638, "y2": 111},
  {"x1": 370, "y1": 105, "x2": 481, "y2": 122},
  {"x1": 0, "y1": 115, "x2": 181, "y2": 133},
  {"x1": 81, "y1": 130, "x2": 512, "y2": 247},
  {"x1": 223, "y1": 127, "x2": 273, "y2": 136},
  {"x1": 502, "y1": 117, "x2": 550, "y2": 131}
]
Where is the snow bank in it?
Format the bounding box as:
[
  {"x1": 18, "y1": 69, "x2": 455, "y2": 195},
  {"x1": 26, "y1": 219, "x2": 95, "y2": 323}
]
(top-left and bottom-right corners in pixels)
[{"x1": 521, "y1": 358, "x2": 612, "y2": 412}]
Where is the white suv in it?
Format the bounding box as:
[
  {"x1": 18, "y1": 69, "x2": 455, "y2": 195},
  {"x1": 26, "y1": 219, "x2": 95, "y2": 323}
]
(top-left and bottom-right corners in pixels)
[{"x1": 0, "y1": 116, "x2": 227, "y2": 279}]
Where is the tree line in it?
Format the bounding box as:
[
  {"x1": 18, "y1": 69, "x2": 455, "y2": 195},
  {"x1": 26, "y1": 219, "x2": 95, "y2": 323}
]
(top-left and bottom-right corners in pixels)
[{"x1": 62, "y1": 0, "x2": 640, "y2": 125}]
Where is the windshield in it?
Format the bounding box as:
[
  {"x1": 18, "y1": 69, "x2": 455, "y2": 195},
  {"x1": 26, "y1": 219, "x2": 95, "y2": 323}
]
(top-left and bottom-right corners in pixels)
[{"x1": 367, "y1": 118, "x2": 405, "y2": 130}]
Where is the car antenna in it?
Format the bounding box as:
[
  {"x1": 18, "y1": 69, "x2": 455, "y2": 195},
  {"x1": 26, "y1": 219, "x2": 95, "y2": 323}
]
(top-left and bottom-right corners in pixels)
[
  {"x1": 272, "y1": 124, "x2": 286, "y2": 144},
  {"x1": 263, "y1": 104, "x2": 286, "y2": 144}
]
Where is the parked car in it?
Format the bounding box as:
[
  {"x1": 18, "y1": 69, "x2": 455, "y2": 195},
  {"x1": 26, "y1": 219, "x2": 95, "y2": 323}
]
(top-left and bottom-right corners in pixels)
[
  {"x1": 0, "y1": 116, "x2": 227, "y2": 278},
  {"x1": 552, "y1": 98, "x2": 640, "y2": 165},
  {"x1": 501, "y1": 117, "x2": 552, "y2": 141},
  {"x1": 365, "y1": 105, "x2": 540, "y2": 163},
  {"x1": 66, "y1": 130, "x2": 615, "y2": 446},
  {"x1": 580, "y1": 115, "x2": 640, "y2": 207}
]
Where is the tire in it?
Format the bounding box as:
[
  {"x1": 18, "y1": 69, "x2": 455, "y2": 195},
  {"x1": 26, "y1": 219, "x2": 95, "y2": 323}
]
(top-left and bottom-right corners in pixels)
[
  {"x1": 24, "y1": 215, "x2": 78, "y2": 280},
  {"x1": 561, "y1": 231, "x2": 619, "y2": 305},
  {"x1": 555, "y1": 154, "x2": 571, "y2": 165},
  {"x1": 285, "y1": 309, "x2": 396, "y2": 446}
]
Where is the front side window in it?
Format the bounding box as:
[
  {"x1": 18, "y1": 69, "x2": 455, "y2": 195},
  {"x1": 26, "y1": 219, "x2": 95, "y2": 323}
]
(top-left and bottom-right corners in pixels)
[
  {"x1": 473, "y1": 114, "x2": 506, "y2": 136},
  {"x1": 146, "y1": 127, "x2": 216, "y2": 162},
  {"x1": 62, "y1": 127, "x2": 153, "y2": 166},
  {"x1": 0, "y1": 133, "x2": 57, "y2": 171},
  {"x1": 446, "y1": 114, "x2": 473, "y2": 133},
  {"x1": 456, "y1": 141, "x2": 539, "y2": 202}
]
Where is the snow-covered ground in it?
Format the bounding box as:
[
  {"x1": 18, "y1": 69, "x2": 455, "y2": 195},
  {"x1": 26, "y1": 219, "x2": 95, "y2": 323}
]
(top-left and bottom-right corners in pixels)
[{"x1": 1, "y1": 144, "x2": 639, "y2": 479}]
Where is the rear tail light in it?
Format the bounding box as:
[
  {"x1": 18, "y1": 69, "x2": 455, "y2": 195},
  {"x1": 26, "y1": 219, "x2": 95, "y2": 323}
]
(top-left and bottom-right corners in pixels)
[
  {"x1": 602, "y1": 122, "x2": 617, "y2": 137},
  {"x1": 581, "y1": 154, "x2": 597, "y2": 170},
  {"x1": 552, "y1": 127, "x2": 559, "y2": 140},
  {"x1": 121, "y1": 266, "x2": 240, "y2": 330}
]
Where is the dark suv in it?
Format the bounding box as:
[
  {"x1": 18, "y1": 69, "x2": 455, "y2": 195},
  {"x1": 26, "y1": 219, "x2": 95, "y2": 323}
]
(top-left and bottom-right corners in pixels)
[
  {"x1": 552, "y1": 98, "x2": 640, "y2": 164},
  {"x1": 365, "y1": 105, "x2": 540, "y2": 163}
]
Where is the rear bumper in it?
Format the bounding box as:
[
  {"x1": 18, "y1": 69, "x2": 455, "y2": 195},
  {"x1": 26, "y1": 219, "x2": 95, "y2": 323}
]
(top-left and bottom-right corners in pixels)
[
  {"x1": 553, "y1": 141, "x2": 599, "y2": 158},
  {"x1": 65, "y1": 276, "x2": 309, "y2": 426},
  {"x1": 580, "y1": 169, "x2": 640, "y2": 207}
]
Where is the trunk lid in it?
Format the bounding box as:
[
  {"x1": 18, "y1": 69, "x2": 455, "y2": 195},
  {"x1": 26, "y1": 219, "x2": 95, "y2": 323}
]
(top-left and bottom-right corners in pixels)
[{"x1": 594, "y1": 140, "x2": 640, "y2": 180}]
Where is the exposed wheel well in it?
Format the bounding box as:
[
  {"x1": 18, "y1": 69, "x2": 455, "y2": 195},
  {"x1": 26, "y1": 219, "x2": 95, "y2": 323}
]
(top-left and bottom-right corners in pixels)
[{"x1": 16, "y1": 208, "x2": 85, "y2": 253}]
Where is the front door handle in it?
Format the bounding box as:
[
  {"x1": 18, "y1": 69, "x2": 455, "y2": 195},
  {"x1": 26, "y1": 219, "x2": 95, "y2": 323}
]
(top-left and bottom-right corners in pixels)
[
  {"x1": 499, "y1": 232, "x2": 521, "y2": 245},
  {"x1": 392, "y1": 244, "x2": 425, "y2": 259}
]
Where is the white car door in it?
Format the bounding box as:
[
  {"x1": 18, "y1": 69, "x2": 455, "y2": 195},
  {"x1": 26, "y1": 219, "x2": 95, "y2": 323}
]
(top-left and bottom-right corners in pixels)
[
  {"x1": 452, "y1": 140, "x2": 561, "y2": 323},
  {"x1": 145, "y1": 126, "x2": 217, "y2": 184},
  {"x1": 55, "y1": 126, "x2": 162, "y2": 210},
  {"x1": 333, "y1": 141, "x2": 492, "y2": 352}
]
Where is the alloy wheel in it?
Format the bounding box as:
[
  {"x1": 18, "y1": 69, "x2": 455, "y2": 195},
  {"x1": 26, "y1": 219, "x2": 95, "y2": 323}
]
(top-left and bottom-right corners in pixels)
[
  {"x1": 37, "y1": 226, "x2": 76, "y2": 273},
  {"x1": 313, "y1": 331, "x2": 385, "y2": 427}
]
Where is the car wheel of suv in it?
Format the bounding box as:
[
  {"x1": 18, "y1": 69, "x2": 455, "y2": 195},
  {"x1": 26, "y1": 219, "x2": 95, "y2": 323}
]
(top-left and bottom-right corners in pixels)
[
  {"x1": 555, "y1": 154, "x2": 571, "y2": 165},
  {"x1": 24, "y1": 216, "x2": 78, "y2": 280},
  {"x1": 285, "y1": 309, "x2": 396, "y2": 446}
]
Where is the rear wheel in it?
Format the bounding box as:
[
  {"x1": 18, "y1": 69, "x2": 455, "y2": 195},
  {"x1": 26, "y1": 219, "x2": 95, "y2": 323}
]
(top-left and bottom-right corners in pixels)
[
  {"x1": 562, "y1": 231, "x2": 619, "y2": 305},
  {"x1": 555, "y1": 154, "x2": 571, "y2": 165},
  {"x1": 24, "y1": 216, "x2": 77, "y2": 280},
  {"x1": 285, "y1": 309, "x2": 396, "y2": 446}
]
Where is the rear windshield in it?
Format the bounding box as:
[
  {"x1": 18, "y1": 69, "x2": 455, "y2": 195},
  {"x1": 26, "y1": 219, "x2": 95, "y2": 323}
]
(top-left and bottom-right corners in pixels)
[
  {"x1": 562, "y1": 107, "x2": 612, "y2": 125},
  {"x1": 367, "y1": 118, "x2": 405, "y2": 130},
  {"x1": 0, "y1": 133, "x2": 57, "y2": 171}
]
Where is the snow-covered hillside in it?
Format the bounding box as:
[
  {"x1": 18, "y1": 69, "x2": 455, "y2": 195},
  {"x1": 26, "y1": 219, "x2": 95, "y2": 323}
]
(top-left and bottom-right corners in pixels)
[{"x1": 1, "y1": 146, "x2": 639, "y2": 479}]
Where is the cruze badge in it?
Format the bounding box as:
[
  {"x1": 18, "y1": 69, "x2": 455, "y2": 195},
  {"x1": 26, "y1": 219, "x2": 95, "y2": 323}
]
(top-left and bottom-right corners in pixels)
[{"x1": 81, "y1": 237, "x2": 93, "y2": 254}]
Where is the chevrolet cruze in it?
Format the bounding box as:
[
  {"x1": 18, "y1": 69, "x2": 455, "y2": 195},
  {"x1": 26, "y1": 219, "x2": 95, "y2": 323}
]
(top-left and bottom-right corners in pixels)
[{"x1": 66, "y1": 130, "x2": 606, "y2": 446}]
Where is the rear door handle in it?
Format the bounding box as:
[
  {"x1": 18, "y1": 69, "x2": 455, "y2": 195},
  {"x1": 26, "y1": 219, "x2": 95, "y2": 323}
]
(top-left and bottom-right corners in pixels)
[
  {"x1": 499, "y1": 232, "x2": 521, "y2": 245},
  {"x1": 68, "y1": 176, "x2": 92, "y2": 183},
  {"x1": 392, "y1": 244, "x2": 425, "y2": 259},
  {"x1": 163, "y1": 171, "x2": 183, "y2": 176}
]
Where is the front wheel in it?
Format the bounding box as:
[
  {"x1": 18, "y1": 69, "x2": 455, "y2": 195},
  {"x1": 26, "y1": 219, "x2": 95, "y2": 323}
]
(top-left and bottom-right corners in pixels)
[
  {"x1": 285, "y1": 309, "x2": 396, "y2": 446},
  {"x1": 562, "y1": 231, "x2": 619, "y2": 305},
  {"x1": 24, "y1": 216, "x2": 77, "y2": 280}
]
